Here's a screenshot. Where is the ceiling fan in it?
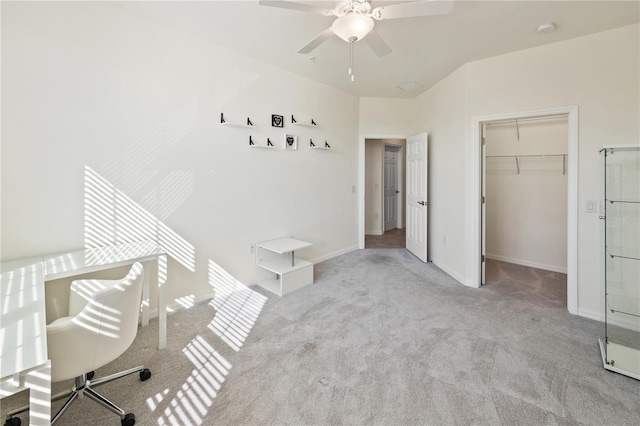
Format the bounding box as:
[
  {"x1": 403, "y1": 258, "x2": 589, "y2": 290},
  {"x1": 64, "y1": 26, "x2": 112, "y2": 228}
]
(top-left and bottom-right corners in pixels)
[{"x1": 258, "y1": 0, "x2": 454, "y2": 58}]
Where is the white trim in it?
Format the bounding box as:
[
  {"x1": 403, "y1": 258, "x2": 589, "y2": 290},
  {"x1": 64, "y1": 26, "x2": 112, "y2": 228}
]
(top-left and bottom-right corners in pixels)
[
  {"x1": 310, "y1": 245, "x2": 359, "y2": 265},
  {"x1": 486, "y1": 254, "x2": 567, "y2": 274},
  {"x1": 144, "y1": 291, "x2": 215, "y2": 319},
  {"x1": 430, "y1": 256, "x2": 465, "y2": 285},
  {"x1": 582, "y1": 307, "x2": 640, "y2": 332},
  {"x1": 472, "y1": 105, "x2": 579, "y2": 314},
  {"x1": 577, "y1": 307, "x2": 602, "y2": 322}
]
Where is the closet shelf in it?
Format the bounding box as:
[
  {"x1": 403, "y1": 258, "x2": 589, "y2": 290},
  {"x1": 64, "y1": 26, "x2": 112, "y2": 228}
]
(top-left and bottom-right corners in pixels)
[{"x1": 486, "y1": 154, "x2": 567, "y2": 175}]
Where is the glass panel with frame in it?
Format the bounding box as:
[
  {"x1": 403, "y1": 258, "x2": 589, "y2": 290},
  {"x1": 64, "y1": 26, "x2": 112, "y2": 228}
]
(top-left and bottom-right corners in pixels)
[{"x1": 600, "y1": 145, "x2": 640, "y2": 380}]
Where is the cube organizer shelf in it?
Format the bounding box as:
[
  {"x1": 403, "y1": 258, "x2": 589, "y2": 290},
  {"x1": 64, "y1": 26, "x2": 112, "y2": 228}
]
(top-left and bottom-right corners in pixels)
[{"x1": 255, "y1": 237, "x2": 313, "y2": 296}]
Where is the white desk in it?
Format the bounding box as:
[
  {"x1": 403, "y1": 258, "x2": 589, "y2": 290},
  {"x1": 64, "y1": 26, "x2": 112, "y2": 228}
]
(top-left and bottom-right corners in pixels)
[
  {"x1": 0, "y1": 260, "x2": 51, "y2": 426},
  {"x1": 1, "y1": 241, "x2": 167, "y2": 426}
]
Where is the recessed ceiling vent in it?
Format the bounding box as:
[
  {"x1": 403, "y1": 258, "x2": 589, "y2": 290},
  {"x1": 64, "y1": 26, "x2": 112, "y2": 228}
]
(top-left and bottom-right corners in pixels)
[
  {"x1": 396, "y1": 81, "x2": 424, "y2": 91},
  {"x1": 537, "y1": 23, "x2": 556, "y2": 34}
]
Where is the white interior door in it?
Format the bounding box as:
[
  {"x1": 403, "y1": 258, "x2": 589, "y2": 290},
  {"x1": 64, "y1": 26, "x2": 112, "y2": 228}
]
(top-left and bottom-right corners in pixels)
[
  {"x1": 406, "y1": 132, "x2": 428, "y2": 262},
  {"x1": 384, "y1": 147, "x2": 399, "y2": 231}
]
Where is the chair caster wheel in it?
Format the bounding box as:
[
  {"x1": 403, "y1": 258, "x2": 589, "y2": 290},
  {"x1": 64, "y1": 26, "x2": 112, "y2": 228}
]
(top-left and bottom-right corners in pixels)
[
  {"x1": 4, "y1": 417, "x2": 21, "y2": 426},
  {"x1": 139, "y1": 368, "x2": 151, "y2": 381},
  {"x1": 121, "y1": 413, "x2": 135, "y2": 426},
  {"x1": 87, "y1": 371, "x2": 95, "y2": 380}
]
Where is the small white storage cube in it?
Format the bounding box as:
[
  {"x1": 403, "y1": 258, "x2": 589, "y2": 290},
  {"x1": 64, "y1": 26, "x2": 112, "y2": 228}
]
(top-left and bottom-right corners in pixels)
[{"x1": 255, "y1": 237, "x2": 313, "y2": 296}]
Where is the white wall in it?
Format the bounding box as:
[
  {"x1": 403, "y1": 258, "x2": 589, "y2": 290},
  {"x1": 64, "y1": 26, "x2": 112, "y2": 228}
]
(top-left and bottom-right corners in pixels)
[
  {"x1": 465, "y1": 24, "x2": 639, "y2": 319},
  {"x1": 413, "y1": 67, "x2": 468, "y2": 283},
  {"x1": 359, "y1": 98, "x2": 418, "y2": 137},
  {"x1": 409, "y1": 24, "x2": 639, "y2": 320},
  {"x1": 1, "y1": 2, "x2": 360, "y2": 309},
  {"x1": 485, "y1": 118, "x2": 568, "y2": 273},
  {"x1": 358, "y1": 97, "x2": 416, "y2": 246}
]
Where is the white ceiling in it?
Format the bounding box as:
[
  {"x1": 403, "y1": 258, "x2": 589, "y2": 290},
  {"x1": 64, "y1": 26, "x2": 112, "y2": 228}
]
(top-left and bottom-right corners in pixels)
[{"x1": 117, "y1": 0, "x2": 640, "y2": 98}]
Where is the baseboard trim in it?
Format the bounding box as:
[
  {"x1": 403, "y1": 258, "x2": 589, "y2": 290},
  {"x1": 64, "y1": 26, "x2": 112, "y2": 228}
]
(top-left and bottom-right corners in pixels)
[
  {"x1": 430, "y1": 257, "x2": 466, "y2": 287},
  {"x1": 311, "y1": 245, "x2": 360, "y2": 264},
  {"x1": 578, "y1": 308, "x2": 602, "y2": 323},
  {"x1": 578, "y1": 307, "x2": 640, "y2": 331},
  {"x1": 146, "y1": 291, "x2": 215, "y2": 319},
  {"x1": 144, "y1": 247, "x2": 359, "y2": 319},
  {"x1": 486, "y1": 253, "x2": 567, "y2": 274}
]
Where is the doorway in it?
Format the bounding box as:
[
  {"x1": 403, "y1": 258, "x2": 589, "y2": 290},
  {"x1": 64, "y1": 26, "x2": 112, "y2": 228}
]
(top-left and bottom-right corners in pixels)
[
  {"x1": 364, "y1": 138, "x2": 406, "y2": 248},
  {"x1": 483, "y1": 115, "x2": 569, "y2": 303},
  {"x1": 473, "y1": 106, "x2": 579, "y2": 314}
]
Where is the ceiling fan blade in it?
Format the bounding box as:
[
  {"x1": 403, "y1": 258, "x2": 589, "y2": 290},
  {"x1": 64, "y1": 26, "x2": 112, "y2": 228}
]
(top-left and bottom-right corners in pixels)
[
  {"x1": 258, "y1": 1, "x2": 333, "y2": 16},
  {"x1": 372, "y1": 0, "x2": 454, "y2": 20},
  {"x1": 364, "y1": 29, "x2": 392, "y2": 57},
  {"x1": 297, "y1": 27, "x2": 335, "y2": 54}
]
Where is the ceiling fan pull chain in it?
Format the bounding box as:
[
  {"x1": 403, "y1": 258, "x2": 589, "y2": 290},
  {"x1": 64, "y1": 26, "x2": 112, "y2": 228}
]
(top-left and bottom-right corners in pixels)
[{"x1": 349, "y1": 36, "x2": 356, "y2": 82}]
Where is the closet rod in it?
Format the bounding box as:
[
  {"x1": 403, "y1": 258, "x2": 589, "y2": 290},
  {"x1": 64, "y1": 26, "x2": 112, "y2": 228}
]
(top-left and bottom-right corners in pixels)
[
  {"x1": 485, "y1": 154, "x2": 567, "y2": 159},
  {"x1": 485, "y1": 115, "x2": 568, "y2": 126}
]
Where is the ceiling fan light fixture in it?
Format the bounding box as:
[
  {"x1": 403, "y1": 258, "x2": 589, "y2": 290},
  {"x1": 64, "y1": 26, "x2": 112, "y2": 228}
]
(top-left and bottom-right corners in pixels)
[{"x1": 331, "y1": 13, "x2": 374, "y2": 42}]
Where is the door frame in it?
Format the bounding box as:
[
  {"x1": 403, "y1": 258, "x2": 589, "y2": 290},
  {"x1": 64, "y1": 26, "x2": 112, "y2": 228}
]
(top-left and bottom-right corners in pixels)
[
  {"x1": 360, "y1": 134, "x2": 409, "y2": 249},
  {"x1": 471, "y1": 105, "x2": 579, "y2": 315},
  {"x1": 383, "y1": 142, "x2": 404, "y2": 232}
]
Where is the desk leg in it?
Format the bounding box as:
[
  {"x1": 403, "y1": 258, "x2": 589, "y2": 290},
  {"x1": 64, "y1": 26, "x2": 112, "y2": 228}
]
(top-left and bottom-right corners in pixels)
[
  {"x1": 141, "y1": 264, "x2": 150, "y2": 327},
  {"x1": 25, "y1": 361, "x2": 51, "y2": 426},
  {"x1": 157, "y1": 254, "x2": 167, "y2": 350}
]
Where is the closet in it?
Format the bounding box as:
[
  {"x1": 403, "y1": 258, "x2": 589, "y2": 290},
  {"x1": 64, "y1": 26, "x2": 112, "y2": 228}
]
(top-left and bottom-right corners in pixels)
[{"x1": 485, "y1": 116, "x2": 569, "y2": 274}]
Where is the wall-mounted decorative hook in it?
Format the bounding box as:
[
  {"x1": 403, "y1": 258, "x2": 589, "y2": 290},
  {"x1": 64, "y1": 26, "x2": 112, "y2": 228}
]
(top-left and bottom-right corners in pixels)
[
  {"x1": 324, "y1": 141, "x2": 331, "y2": 148},
  {"x1": 267, "y1": 138, "x2": 273, "y2": 147},
  {"x1": 291, "y1": 115, "x2": 297, "y2": 124},
  {"x1": 310, "y1": 139, "x2": 315, "y2": 147},
  {"x1": 311, "y1": 119, "x2": 317, "y2": 126},
  {"x1": 249, "y1": 135, "x2": 254, "y2": 146},
  {"x1": 247, "y1": 117, "x2": 253, "y2": 126},
  {"x1": 221, "y1": 113, "x2": 225, "y2": 124}
]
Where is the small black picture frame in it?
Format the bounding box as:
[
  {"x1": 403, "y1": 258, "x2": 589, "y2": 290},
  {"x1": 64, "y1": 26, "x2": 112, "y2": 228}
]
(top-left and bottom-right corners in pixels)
[
  {"x1": 272, "y1": 114, "x2": 284, "y2": 128},
  {"x1": 284, "y1": 134, "x2": 298, "y2": 150}
]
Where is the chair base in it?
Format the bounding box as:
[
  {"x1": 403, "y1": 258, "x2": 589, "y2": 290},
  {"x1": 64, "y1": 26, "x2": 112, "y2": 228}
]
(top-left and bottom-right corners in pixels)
[{"x1": 5, "y1": 366, "x2": 151, "y2": 426}]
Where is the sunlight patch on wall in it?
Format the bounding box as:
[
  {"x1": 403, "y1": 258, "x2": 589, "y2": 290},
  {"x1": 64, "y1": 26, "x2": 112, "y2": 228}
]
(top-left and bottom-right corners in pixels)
[
  {"x1": 208, "y1": 260, "x2": 267, "y2": 352},
  {"x1": 84, "y1": 166, "x2": 195, "y2": 271},
  {"x1": 99, "y1": 102, "x2": 198, "y2": 201}
]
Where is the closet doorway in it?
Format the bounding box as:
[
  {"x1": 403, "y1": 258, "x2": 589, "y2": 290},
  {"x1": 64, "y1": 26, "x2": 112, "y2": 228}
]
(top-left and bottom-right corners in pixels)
[
  {"x1": 365, "y1": 139, "x2": 406, "y2": 248},
  {"x1": 483, "y1": 115, "x2": 569, "y2": 301}
]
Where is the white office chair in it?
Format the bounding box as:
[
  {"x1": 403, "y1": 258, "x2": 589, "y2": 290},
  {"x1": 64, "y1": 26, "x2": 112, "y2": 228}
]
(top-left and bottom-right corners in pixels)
[{"x1": 5, "y1": 262, "x2": 151, "y2": 426}]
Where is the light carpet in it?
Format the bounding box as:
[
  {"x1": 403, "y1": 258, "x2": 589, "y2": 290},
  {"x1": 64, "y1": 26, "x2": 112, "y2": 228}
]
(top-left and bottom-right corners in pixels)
[{"x1": 2, "y1": 249, "x2": 639, "y2": 425}]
